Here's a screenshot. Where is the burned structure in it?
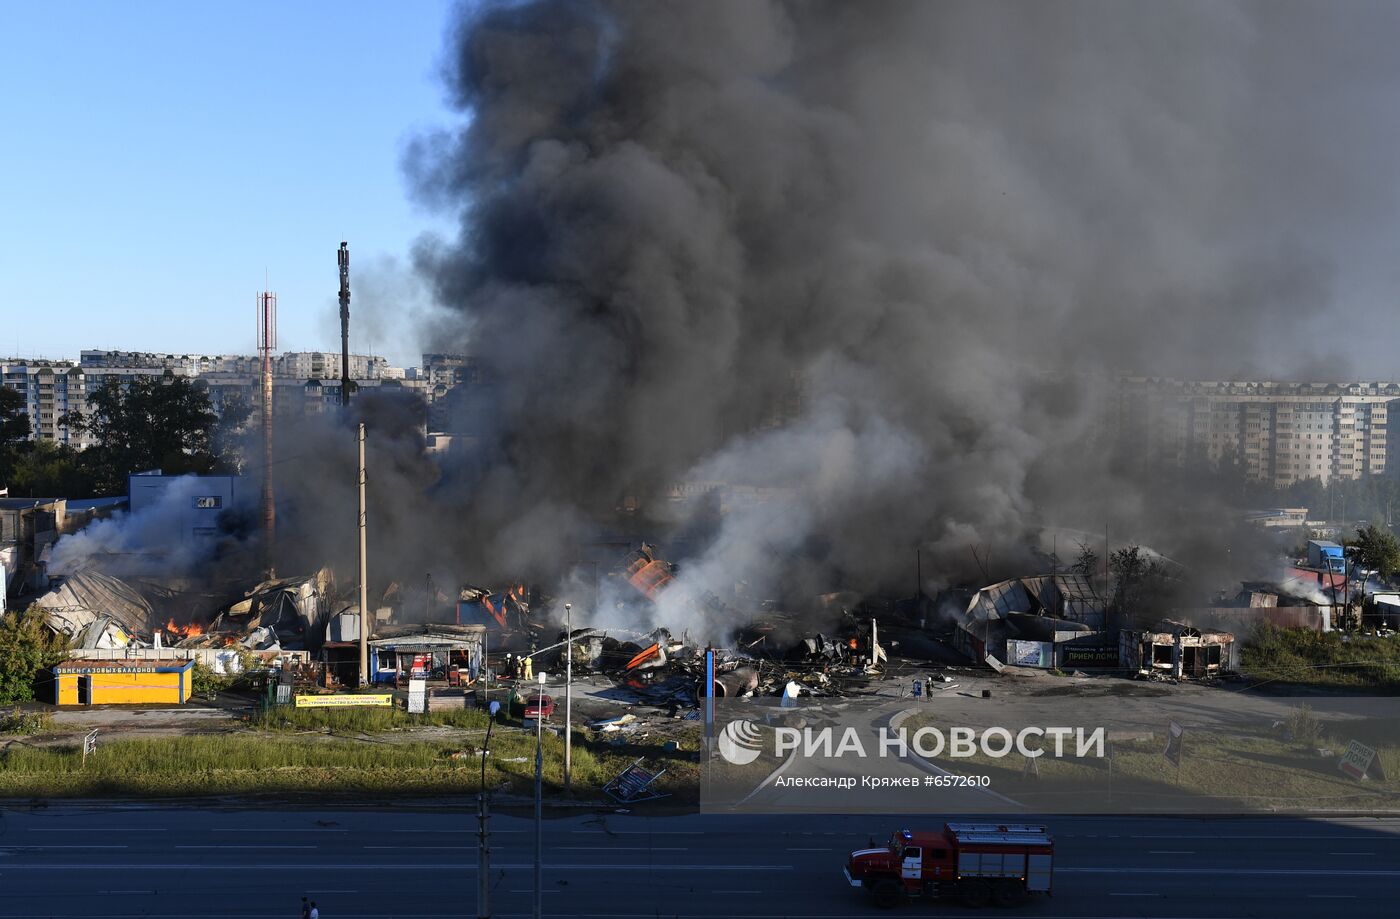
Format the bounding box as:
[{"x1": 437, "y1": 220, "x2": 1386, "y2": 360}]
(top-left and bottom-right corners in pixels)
[
  {"x1": 954, "y1": 575, "x2": 1109, "y2": 669},
  {"x1": 1119, "y1": 620, "x2": 1238, "y2": 680}
]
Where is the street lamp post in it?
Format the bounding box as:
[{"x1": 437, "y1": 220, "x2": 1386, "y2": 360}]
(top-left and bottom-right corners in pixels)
[
  {"x1": 533, "y1": 670, "x2": 545, "y2": 919},
  {"x1": 477, "y1": 699, "x2": 501, "y2": 919},
  {"x1": 564, "y1": 602, "x2": 572, "y2": 793}
]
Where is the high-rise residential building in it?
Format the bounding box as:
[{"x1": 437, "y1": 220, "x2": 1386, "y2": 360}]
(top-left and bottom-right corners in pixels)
[
  {"x1": 4, "y1": 350, "x2": 410, "y2": 452},
  {"x1": 1119, "y1": 378, "x2": 1399, "y2": 485},
  {"x1": 278, "y1": 351, "x2": 388, "y2": 381},
  {"x1": 3, "y1": 361, "x2": 178, "y2": 448},
  {"x1": 79, "y1": 350, "x2": 389, "y2": 380},
  {"x1": 2, "y1": 362, "x2": 90, "y2": 447}
]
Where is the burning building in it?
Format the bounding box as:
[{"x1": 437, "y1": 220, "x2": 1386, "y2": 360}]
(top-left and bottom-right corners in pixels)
[
  {"x1": 954, "y1": 574, "x2": 1108, "y2": 667},
  {"x1": 1120, "y1": 620, "x2": 1238, "y2": 680}
]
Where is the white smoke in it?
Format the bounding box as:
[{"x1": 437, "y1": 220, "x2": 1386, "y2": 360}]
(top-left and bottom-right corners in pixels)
[{"x1": 48, "y1": 476, "x2": 240, "y2": 579}]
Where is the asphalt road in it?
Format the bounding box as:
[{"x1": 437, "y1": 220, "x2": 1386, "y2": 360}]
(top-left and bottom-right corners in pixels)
[{"x1": 1, "y1": 804, "x2": 1396, "y2": 918}]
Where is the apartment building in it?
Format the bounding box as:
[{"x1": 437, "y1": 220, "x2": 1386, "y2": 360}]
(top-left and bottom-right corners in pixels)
[
  {"x1": 3, "y1": 361, "x2": 184, "y2": 447},
  {"x1": 1, "y1": 362, "x2": 103, "y2": 447},
  {"x1": 1119, "y1": 378, "x2": 1399, "y2": 485},
  {"x1": 79, "y1": 350, "x2": 253, "y2": 375},
  {"x1": 278, "y1": 351, "x2": 388, "y2": 381},
  {"x1": 4, "y1": 352, "x2": 449, "y2": 450},
  {"x1": 81, "y1": 350, "x2": 389, "y2": 380}
]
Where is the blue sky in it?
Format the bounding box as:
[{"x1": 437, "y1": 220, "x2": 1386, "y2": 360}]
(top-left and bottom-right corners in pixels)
[{"x1": 0, "y1": 1, "x2": 459, "y2": 368}]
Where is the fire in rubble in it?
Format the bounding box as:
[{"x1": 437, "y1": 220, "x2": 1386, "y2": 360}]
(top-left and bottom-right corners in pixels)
[{"x1": 164, "y1": 618, "x2": 205, "y2": 640}]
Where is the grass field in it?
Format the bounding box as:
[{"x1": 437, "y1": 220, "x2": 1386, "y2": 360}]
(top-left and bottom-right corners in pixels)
[
  {"x1": 250, "y1": 704, "x2": 495, "y2": 733},
  {"x1": 0, "y1": 707, "x2": 701, "y2": 801},
  {"x1": 902, "y1": 710, "x2": 1400, "y2": 812},
  {"x1": 1243, "y1": 624, "x2": 1400, "y2": 691}
]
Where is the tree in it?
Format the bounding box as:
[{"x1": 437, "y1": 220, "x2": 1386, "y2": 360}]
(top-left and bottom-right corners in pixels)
[
  {"x1": 1070, "y1": 542, "x2": 1099, "y2": 579},
  {"x1": 1109, "y1": 545, "x2": 1173, "y2": 621},
  {"x1": 1350, "y1": 523, "x2": 1400, "y2": 579},
  {"x1": 0, "y1": 385, "x2": 30, "y2": 446},
  {"x1": 60, "y1": 376, "x2": 218, "y2": 494},
  {"x1": 0, "y1": 607, "x2": 68, "y2": 704},
  {"x1": 208, "y1": 389, "x2": 254, "y2": 474},
  {"x1": 4, "y1": 440, "x2": 96, "y2": 497},
  {"x1": 0, "y1": 385, "x2": 32, "y2": 486}
]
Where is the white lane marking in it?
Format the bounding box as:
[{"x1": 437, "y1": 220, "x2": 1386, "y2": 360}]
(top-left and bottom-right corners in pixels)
[
  {"x1": 1149, "y1": 850, "x2": 1196, "y2": 854},
  {"x1": 568, "y1": 830, "x2": 704, "y2": 835},
  {"x1": 1061, "y1": 867, "x2": 1400, "y2": 877},
  {"x1": 0, "y1": 863, "x2": 797, "y2": 871},
  {"x1": 785, "y1": 847, "x2": 834, "y2": 851},
  {"x1": 713, "y1": 890, "x2": 762, "y2": 894},
  {"x1": 31, "y1": 829, "x2": 168, "y2": 833},
  {"x1": 1110, "y1": 893, "x2": 1159, "y2": 897},
  {"x1": 1330, "y1": 852, "x2": 1376, "y2": 856},
  {"x1": 175, "y1": 845, "x2": 313, "y2": 850},
  {"x1": 553, "y1": 846, "x2": 688, "y2": 851},
  {"x1": 0, "y1": 845, "x2": 128, "y2": 849},
  {"x1": 364, "y1": 846, "x2": 475, "y2": 850},
  {"x1": 387, "y1": 830, "x2": 466, "y2": 834},
  {"x1": 1128, "y1": 834, "x2": 1398, "y2": 840},
  {"x1": 0, "y1": 915, "x2": 1268, "y2": 919},
  {"x1": 1309, "y1": 894, "x2": 1357, "y2": 899}
]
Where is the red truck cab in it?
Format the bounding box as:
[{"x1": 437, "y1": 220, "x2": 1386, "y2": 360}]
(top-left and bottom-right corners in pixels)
[{"x1": 845, "y1": 823, "x2": 1053, "y2": 909}]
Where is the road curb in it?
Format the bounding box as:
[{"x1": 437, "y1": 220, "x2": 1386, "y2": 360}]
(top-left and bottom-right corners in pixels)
[{"x1": 888, "y1": 708, "x2": 1024, "y2": 808}]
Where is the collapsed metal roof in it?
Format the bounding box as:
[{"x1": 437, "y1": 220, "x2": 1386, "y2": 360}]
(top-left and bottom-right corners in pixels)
[{"x1": 32, "y1": 570, "x2": 154, "y2": 644}]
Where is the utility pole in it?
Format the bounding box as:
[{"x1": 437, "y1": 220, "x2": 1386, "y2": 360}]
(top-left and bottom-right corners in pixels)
[
  {"x1": 564, "y1": 602, "x2": 573, "y2": 793},
  {"x1": 357, "y1": 423, "x2": 369, "y2": 686},
  {"x1": 256, "y1": 290, "x2": 277, "y2": 578},
  {"x1": 477, "y1": 699, "x2": 500, "y2": 919},
  {"x1": 338, "y1": 241, "x2": 351, "y2": 407},
  {"x1": 533, "y1": 670, "x2": 545, "y2": 919}
]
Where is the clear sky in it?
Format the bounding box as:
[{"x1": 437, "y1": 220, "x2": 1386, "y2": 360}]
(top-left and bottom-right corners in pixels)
[{"x1": 0, "y1": 0, "x2": 458, "y2": 369}]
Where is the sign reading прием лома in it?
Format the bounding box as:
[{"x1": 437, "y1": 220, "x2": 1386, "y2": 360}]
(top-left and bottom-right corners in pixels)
[
  {"x1": 1339, "y1": 740, "x2": 1384, "y2": 781},
  {"x1": 294, "y1": 694, "x2": 394, "y2": 708}
]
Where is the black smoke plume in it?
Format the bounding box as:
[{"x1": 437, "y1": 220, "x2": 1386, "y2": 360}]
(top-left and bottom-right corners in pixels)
[{"x1": 386, "y1": 1, "x2": 1398, "y2": 633}]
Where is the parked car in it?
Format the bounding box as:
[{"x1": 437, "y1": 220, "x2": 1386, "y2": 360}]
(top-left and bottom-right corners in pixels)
[{"x1": 523, "y1": 692, "x2": 555, "y2": 720}]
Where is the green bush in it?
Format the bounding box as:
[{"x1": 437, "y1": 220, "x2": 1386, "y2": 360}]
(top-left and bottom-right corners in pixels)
[
  {"x1": 0, "y1": 706, "x2": 53, "y2": 736},
  {"x1": 190, "y1": 652, "x2": 261, "y2": 697},
  {"x1": 1243, "y1": 623, "x2": 1400, "y2": 690},
  {"x1": 1284, "y1": 703, "x2": 1324, "y2": 746},
  {"x1": 0, "y1": 607, "x2": 68, "y2": 704}
]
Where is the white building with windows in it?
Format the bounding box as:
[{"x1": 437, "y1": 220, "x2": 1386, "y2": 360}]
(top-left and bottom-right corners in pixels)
[
  {"x1": 1119, "y1": 379, "x2": 1398, "y2": 485},
  {"x1": 127, "y1": 472, "x2": 239, "y2": 544}
]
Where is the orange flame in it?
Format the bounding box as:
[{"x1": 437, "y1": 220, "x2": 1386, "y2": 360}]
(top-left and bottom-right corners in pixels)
[{"x1": 163, "y1": 618, "x2": 205, "y2": 639}]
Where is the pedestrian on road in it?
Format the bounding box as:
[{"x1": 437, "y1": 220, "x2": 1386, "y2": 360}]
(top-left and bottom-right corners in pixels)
[
  {"x1": 522, "y1": 655, "x2": 534, "y2": 681},
  {"x1": 301, "y1": 897, "x2": 310, "y2": 919},
  {"x1": 309, "y1": 902, "x2": 319, "y2": 919},
  {"x1": 912, "y1": 677, "x2": 922, "y2": 701}
]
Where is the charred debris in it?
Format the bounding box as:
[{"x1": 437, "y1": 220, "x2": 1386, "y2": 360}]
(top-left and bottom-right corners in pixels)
[{"x1": 28, "y1": 536, "x2": 975, "y2": 703}]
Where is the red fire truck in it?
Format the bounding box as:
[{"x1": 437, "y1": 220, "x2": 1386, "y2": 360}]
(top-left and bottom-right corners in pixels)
[{"x1": 844, "y1": 823, "x2": 1053, "y2": 909}]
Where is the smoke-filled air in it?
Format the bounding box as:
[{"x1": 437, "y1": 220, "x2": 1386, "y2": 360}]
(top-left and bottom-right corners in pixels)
[{"x1": 291, "y1": 0, "x2": 1400, "y2": 638}]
